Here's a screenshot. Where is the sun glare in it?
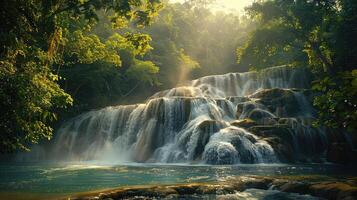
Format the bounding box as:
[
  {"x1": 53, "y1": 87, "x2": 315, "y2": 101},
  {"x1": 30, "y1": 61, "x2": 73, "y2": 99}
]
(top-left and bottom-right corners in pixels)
[{"x1": 170, "y1": 0, "x2": 255, "y2": 13}]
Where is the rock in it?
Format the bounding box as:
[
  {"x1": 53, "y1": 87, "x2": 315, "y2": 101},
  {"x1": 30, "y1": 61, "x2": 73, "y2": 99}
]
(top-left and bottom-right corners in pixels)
[
  {"x1": 258, "y1": 117, "x2": 278, "y2": 126},
  {"x1": 70, "y1": 176, "x2": 357, "y2": 200},
  {"x1": 250, "y1": 88, "x2": 293, "y2": 99},
  {"x1": 278, "y1": 118, "x2": 296, "y2": 125},
  {"x1": 203, "y1": 142, "x2": 238, "y2": 164},
  {"x1": 202, "y1": 127, "x2": 272, "y2": 164},
  {"x1": 250, "y1": 88, "x2": 302, "y2": 117},
  {"x1": 279, "y1": 182, "x2": 310, "y2": 193},
  {"x1": 179, "y1": 120, "x2": 224, "y2": 160},
  {"x1": 327, "y1": 143, "x2": 351, "y2": 164},
  {"x1": 309, "y1": 182, "x2": 357, "y2": 200},
  {"x1": 271, "y1": 177, "x2": 357, "y2": 200},
  {"x1": 248, "y1": 125, "x2": 292, "y2": 140},
  {"x1": 230, "y1": 119, "x2": 257, "y2": 128},
  {"x1": 250, "y1": 123, "x2": 330, "y2": 163},
  {"x1": 264, "y1": 137, "x2": 295, "y2": 162},
  {"x1": 278, "y1": 117, "x2": 315, "y2": 127},
  {"x1": 236, "y1": 102, "x2": 261, "y2": 119},
  {"x1": 239, "y1": 177, "x2": 273, "y2": 190},
  {"x1": 248, "y1": 125, "x2": 295, "y2": 162},
  {"x1": 197, "y1": 120, "x2": 223, "y2": 133},
  {"x1": 226, "y1": 96, "x2": 251, "y2": 105},
  {"x1": 247, "y1": 109, "x2": 276, "y2": 122},
  {"x1": 190, "y1": 120, "x2": 224, "y2": 160}
]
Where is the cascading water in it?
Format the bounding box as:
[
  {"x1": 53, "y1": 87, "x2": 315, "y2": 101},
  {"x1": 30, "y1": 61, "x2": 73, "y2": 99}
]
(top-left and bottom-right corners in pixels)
[{"x1": 44, "y1": 65, "x2": 338, "y2": 164}]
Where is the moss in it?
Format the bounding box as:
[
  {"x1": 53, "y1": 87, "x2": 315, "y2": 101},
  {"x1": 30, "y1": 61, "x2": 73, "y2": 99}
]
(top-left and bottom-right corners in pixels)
[
  {"x1": 248, "y1": 125, "x2": 292, "y2": 139},
  {"x1": 230, "y1": 118, "x2": 257, "y2": 128}
]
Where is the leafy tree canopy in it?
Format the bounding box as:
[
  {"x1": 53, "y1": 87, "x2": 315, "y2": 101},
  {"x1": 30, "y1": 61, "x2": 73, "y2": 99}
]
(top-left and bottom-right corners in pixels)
[
  {"x1": 238, "y1": 0, "x2": 357, "y2": 133},
  {"x1": 0, "y1": 0, "x2": 162, "y2": 152}
]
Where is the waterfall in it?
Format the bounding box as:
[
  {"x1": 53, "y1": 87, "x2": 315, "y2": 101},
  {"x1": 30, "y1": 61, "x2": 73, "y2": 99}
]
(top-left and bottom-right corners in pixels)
[{"x1": 45, "y1": 65, "x2": 337, "y2": 164}]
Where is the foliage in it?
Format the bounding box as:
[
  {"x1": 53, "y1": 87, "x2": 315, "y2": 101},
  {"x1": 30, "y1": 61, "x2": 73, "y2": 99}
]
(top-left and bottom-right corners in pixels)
[
  {"x1": 65, "y1": 30, "x2": 121, "y2": 65},
  {"x1": 0, "y1": 45, "x2": 72, "y2": 152},
  {"x1": 141, "y1": 2, "x2": 255, "y2": 87},
  {"x1": 238, "y1": 0, "x2": 357, "y2": 133},
  {"x1": 53, "y1": 1, "x2": 256, "y2": 123},
  {"x1": 126, "y1": 60, "x2": 160, "y2": 86},
  {"x1": 60, "y1": 22, "x2": 160, "y2": 112},
  {"x1": 312, "y1": 70, "x2": 357, "y2": 132},
  {"x1": 0, "y1": 0, "x2": 162, "y2": 152}
]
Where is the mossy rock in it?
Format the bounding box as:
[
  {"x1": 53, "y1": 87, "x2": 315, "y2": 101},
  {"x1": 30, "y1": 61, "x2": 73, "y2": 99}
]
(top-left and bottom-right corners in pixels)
[
  {"x1": 309, "y1": 182, "x2": 357, "y2": 200},
  {"x1": 264, "y1": 137, "x2": 295, "y2": 162},
  {"x1": 236, "y1": 102, "x2": 260, "y2": 118},
  {"x1": 197, "y1": 120, "x2": 223, "y2": 133},
  {"x1": 249, "y1": 125, "x2": 296, "y2": 162},
  {"x1": 250, "y1": 88, "x2": 302, "y2": 117},
  {"x1": 70, "y1": 175, "x2": 357, "y2": 200},
  {"x1": 248, "y1": 125, "x2": 292, "y2": 140},
  {"x1": 258, "y1": 117, "x2": 279, "y2": 125},
  {"x1": 230, "y1": 118, "x2": 257, "y2": 128},
  {"x1": 226, "y1": 96, "x2": 251, "y2": 104},
  {"x1": 250, "y1": 88, "x2": 294, "y2": 99},
  {"x1": 247, "y1": 109, "x2": 276, "y2": 121}
]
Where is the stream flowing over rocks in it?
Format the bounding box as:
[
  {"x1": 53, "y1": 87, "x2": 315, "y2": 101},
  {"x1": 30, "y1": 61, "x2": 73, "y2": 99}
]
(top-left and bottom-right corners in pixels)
[
  {"x1": 70, "y1": 175, "x2": 357, "y2": 200},
  {"x1": 34, "y1": 65, "x2": 354, "y2": 164}
]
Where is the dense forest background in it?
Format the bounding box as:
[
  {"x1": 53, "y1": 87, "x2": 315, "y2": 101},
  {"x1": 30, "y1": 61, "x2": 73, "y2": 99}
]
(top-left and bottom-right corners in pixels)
[{"x1": 0, "y1": 0, "x2": 356, "y2": 153}]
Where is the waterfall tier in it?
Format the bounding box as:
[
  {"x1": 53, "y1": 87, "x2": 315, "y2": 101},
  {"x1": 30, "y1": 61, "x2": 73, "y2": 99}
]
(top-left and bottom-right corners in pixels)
[{"x1": 46, "y1": 65, "x2": 348, "y2": 164}]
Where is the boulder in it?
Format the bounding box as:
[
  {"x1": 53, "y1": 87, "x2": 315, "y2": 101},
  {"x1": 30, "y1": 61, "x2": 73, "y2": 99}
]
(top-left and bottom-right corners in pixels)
[
  {"x1": 197, "y1": 120, "x2": 223, "y2": 133},
  {"x1": 203, "y1": 142, "x2": 238, "y2": 165},
  {"x1": 226, "y1": 96, "x2": 251, "y2": 105},
  {"x1": 202, "y1": 127, "x2": 264, "y2": 164},
  {"x1": 248, "y1": 125, "x2": 292, "y2": 140},
  {"x1": 259, "y1": 117, "x2": 279, "y2": 125},
  {"x1": 264, "y1": 137, "x2": 295, "y2": 162},
  {"x1": 279, "y1": 182, "x2": 310, "y2": 194},
  {"x1": 247, "y1": 109, "x2": 276, "y2": 122},
  {"x1": 192, "y1": 120, "x2": 224, "y2": 160},
  {"x1": 248, "y1": 125, "x2": 296, "y2": 162},
  {"x1": 250, "y1": 88, "x2": 302, "y2": 117},
  {"x1": 236, "y1": 102, "x2": 262, "y2": 119},
  {"x1": 230, "y1": 119, "x2": 257, "y2": 128},
  {"x1": 309, "y1": 182, "x2": 357, "y2": 200}
]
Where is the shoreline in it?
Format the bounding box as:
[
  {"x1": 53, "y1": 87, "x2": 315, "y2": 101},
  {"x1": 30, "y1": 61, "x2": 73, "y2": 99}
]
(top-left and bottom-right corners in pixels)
[{"x1": 67, "y1": 175, "x2": 357, "y2": 200}]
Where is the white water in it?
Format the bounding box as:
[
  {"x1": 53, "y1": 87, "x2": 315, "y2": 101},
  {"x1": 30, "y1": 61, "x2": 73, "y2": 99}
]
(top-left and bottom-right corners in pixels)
[{"x1": 35, "y1": 65, "x2": 333, "y2": 164}]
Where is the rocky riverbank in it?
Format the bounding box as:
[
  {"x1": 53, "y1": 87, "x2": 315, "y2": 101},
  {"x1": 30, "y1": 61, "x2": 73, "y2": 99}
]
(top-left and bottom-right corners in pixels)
[{"x1": 69, "y1": 175, "x2": 357, "y2": 200}]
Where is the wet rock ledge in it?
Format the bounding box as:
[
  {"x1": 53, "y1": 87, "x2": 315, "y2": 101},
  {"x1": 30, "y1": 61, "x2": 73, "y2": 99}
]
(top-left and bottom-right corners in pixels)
[{"x1": 69, "y1": 175, "x2": 357, "y2": 200}]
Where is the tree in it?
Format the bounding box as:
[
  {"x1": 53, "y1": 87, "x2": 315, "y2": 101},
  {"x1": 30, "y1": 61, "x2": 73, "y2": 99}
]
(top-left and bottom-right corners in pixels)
[
  {"x1": 0, "y1": 0, "x2": 162, "y2": 152},
  {"x1": 60, "y1": 31, "x2": 160, "y2": 111},
  {"x1": 141, "y1": 2, "x2": 255, "y2": 88},
  {"x1": 44, "y1": 1, "x2": 254, "y2": 118},
  {"x1": 238, "y1": 0, "x2": 357, "y2": 133}
]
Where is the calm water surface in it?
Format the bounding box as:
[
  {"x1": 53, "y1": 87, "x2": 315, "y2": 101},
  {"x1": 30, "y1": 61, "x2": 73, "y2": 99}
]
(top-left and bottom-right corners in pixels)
[{"x1": 0, "y1": 162, "x2": 356, "y2": 199}]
